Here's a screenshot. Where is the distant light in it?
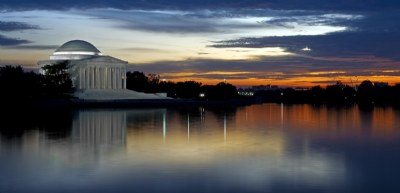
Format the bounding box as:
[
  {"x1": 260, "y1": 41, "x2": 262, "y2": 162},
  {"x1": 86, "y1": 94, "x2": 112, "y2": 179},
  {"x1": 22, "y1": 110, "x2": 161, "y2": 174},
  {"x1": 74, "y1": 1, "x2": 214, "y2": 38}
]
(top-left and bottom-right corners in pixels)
[
  {"x1": 199, "y1": 93, "x2": 205, "y2": 98},
  {"x1": 238, "y1": 92, "x2": 254, "y2": 96},
  {"x1": 301, "y1": 46, "x2": 311, "y2": 51}
]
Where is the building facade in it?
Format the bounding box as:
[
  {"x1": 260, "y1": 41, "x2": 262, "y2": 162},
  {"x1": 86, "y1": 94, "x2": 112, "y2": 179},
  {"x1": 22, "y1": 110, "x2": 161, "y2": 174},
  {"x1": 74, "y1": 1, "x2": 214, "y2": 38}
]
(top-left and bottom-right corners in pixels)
[{"x1": 38, "y1": 40, "x2": 127, "y2": 90}]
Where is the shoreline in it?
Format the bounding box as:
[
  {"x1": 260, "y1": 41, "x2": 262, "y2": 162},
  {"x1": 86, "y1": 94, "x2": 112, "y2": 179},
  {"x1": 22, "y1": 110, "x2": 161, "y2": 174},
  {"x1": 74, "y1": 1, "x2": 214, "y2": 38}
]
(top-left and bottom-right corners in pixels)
[
  {"x1": 2, "y1": 97, "x2": 398, "y2": 111},
  {"x1": 24, "y1": 98, "x2": 256, "y2": 109}
]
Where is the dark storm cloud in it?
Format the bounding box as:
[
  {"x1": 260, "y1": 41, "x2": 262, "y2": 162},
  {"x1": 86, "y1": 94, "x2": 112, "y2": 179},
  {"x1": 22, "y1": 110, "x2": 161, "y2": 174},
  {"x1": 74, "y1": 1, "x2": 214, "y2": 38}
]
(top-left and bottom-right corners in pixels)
[
  {"x1": 1, "y1": 0, "x2": 400, "y2": 11},
  {"x1": 0, "y1": 34, "x2": 30, "y2": 46},
  {"x1": 0, "y1": 21, "x2": 40, "y2": 31}
]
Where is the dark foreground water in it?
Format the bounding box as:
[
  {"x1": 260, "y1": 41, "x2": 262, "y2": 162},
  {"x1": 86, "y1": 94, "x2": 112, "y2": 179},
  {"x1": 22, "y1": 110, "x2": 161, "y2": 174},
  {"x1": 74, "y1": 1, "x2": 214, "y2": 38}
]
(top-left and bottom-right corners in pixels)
[{"x1": 1, "y1": 104, "x2": 400, "y2": 193}]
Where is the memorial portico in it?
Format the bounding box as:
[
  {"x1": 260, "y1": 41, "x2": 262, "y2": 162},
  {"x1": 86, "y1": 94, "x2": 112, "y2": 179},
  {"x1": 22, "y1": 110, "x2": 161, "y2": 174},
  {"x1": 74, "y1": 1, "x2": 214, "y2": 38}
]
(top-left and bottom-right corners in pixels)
[
  {"x1": 38, "y1": 40, "x2": 127, "y2": 90},
  {"x1": 38, "y1": 40, "x2": 169, "y2": 100},
  {"x1": 72, "y1": 57, "x2": 127, "y2": 90}
]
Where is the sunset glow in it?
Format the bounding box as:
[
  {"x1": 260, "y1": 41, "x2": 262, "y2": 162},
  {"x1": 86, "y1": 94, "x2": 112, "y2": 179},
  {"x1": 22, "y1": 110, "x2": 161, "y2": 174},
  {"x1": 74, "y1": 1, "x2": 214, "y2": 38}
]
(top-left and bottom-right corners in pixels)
[{"x1": 1, "y1": 2, "x2": 399, "y2": 87}]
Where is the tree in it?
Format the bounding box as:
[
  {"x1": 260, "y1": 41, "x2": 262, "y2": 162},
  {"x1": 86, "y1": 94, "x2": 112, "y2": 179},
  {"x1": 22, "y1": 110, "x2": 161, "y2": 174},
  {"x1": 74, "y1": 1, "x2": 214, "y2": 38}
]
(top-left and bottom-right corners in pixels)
[
  {"x1": 201, "y1": 82, "x2": 239, "y2": 100},
  {"x1": 175, "y1": 81, "x2": 202, "y2": 99},
  {"x1": 343, "y1": 85, "x2": 356, "y2": 102},
  {"x1": 126, "y1": 71, "x2": 149, "y2": 92},
  {"x1": 357, "y1": 80, "x2": 374, "y2": 103},
  {"x1": 310, "y1": 85, "x2": 325, "y2": 102},
  {"x1": 147, "y1": 74, "x2": 160, "y2": 85},
  {"x1": 326, "y1": 81, "x2": 346, "y2": 102},
  {"x1": 41, "y1": 61, "x2": 73, "y2": 97},
  {"x1": 0, "y1": 65, "x2": 42, "y2": 100}
]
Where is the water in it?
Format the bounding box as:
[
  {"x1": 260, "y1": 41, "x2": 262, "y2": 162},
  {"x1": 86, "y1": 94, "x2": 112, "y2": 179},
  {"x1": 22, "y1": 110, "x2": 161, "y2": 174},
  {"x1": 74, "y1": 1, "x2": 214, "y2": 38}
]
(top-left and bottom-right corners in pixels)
[{"x1": 1, "y1": 104, "x2": 400, "y2": 193}]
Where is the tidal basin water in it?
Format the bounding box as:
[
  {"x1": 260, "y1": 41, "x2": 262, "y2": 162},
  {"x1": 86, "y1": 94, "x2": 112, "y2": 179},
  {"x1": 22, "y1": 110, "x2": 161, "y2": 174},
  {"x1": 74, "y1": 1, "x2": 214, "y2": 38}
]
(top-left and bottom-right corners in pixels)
[{"x1": 1, "y1": 104, "x2": 400, "y2": 193}]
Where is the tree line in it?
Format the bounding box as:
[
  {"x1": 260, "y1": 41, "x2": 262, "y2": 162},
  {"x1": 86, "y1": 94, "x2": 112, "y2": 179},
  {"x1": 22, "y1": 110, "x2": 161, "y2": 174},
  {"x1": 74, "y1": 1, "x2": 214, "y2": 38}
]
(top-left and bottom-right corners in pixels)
[
  {"x1": 0, "y1": 63, "x2": 73, "y2": 104},
  {"x1": 126, "y1": 71, "x2": 239, "y2": 100},
  {"x1": 255, "y1": 80, "x2": 400, "y2": 104},
  {"x1": 2, "y1": 64, "x2": 400, "y2": 104},
  {"x1": 0, "y1": 66, "x2": 240, "y2": 103}
]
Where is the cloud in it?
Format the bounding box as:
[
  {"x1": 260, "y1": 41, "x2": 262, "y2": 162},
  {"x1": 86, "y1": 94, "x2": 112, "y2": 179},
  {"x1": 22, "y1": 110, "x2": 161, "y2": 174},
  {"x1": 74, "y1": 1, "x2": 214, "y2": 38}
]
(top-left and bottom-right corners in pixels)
[
  {"x1": 0, "y1": 34, "x2": 30, "y2": 46},
  {"x1": 80, "y1": 9, "x2": 258, "y2": 34},
  {"x1": 264, "y1": 13, "x2": 363, "y2": 29},
  {"x1": 6, "y1": 44, "x2": 58, "y2": 50},
  {"x1": 1, "y1": 0, "x2": 400, "y2": 11},
  {"x1": 0, "y1": 21, "x2": 39, "y2": 46},
  {"x1": 211, "y1": 29, "x2": 400, "y2": 60},
  {"x1": 0, "y1": 20, "x2": 43, "y2": 47},
  {"x1": 120, "y1": 47, "x2": 172, "y2": 53},
  {"x1": 209, "y1": 9, "x2": 400, "y2": 56},
  {"x1": 0, "y1": 21, "x2": 40, "y2": 31},
  {"x1": 76, "y1": 9, "x2": 358, "y2": 36}
]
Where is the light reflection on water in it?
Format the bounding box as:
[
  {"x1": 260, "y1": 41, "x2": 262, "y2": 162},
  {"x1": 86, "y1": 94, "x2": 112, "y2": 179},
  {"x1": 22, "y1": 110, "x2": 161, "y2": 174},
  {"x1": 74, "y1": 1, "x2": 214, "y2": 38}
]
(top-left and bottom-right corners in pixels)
[{"x1": 1, "y1": 104, "x2": 400, "y2": 193}]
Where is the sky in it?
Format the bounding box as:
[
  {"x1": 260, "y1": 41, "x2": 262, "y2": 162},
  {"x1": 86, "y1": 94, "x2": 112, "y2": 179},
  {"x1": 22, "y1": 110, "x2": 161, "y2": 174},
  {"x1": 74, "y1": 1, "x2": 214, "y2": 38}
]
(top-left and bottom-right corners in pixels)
[{"x1": 1, "y1": 0, "x2": 400, "y2": 87}]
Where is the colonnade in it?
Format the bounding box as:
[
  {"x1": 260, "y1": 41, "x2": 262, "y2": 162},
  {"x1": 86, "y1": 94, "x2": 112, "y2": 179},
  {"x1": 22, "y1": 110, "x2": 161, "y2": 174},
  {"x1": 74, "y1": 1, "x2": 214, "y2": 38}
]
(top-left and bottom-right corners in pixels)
[{"x1": 78, "y1": 66, "x2": 126, "y2": 89}]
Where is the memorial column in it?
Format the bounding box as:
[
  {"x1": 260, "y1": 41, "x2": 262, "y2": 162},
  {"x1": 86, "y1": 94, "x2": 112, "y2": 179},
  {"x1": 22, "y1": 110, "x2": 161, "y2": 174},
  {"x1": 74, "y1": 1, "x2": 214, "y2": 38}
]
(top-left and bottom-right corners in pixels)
[
  {"x1": 86, "y1": 68, "x2": 90, "y2": 89},
  {"x1": 92, "y1": 67, "x2": 95, "y2": 89},
  {"x1": 123, "y1": 69, "x2": 126, "y2": 89}
]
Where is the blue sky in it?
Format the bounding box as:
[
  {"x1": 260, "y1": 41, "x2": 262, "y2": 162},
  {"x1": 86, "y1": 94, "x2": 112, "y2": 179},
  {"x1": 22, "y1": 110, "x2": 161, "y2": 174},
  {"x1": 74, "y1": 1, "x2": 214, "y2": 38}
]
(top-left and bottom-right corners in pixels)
[{"x1": 1, "y1": 0, "x2": 400, "y2": 86}]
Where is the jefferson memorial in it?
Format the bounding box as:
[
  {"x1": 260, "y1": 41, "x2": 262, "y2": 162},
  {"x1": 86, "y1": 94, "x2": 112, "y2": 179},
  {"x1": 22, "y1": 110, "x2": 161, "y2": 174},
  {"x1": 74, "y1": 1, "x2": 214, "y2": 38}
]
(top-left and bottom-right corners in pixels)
[{"x1": 38, "y1": 40, "x2": 168, "y2": 100}]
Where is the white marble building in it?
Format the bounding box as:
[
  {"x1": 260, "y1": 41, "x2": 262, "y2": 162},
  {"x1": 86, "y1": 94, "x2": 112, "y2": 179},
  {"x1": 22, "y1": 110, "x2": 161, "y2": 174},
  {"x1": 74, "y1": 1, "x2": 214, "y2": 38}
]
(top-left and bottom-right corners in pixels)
[
  {"x1": 38, "y1": 40, "x2": 168, "y2": 100},
  {"x1": 38, "y1": 40, "x2": 127, "y2": 90}
]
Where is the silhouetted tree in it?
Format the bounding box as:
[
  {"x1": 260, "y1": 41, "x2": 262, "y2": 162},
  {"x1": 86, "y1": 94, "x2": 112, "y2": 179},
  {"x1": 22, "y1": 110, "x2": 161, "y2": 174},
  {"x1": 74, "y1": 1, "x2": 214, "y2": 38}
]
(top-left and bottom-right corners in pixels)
[
  {"x1": 41, "y1": 61, "x2": 73, "y2": 97},
  {"x1": 147, "y1": 74, "x2": 160, "y2": 92},
  {"x1": 357, "y1": 80, "x2": 374, "y2": 103},
  {"x1": 0, "y1": 65, "x2": 26, "y2": 100},
  {"x1": 126, "y1": 71, "x2": 149, "y2": 92},
  {"x1": 147, "y1": 74, "x2": 160, "y2": 85},
  {"x1": 343, "y1": 85, "x2": 356, "y2": 102},
  {"x1": 0, "y1": 65, "x2": 42, "y2": 102},
  {"x1": 175, "y1": 81, "x2": 202, "y2": 99},
  {"x1": 310, "y1": 85, "x2": 325, "y2": 103},
  {"x1": 157, "y1": 80, "x2": 176, "y2": 97},
  {"x1": 201, "y1": 82, "x2": 239, "y2": 100},
  {"x1": 326, "y1": 81, "x2": 345, "y2": 102},
  {"x1": 392, "y1": 84, "x2": 400, "y2": 103}
]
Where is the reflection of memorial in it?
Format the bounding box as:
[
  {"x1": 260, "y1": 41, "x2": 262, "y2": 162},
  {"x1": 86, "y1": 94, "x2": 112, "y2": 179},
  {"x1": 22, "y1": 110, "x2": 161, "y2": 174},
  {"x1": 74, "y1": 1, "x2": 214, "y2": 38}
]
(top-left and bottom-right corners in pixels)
[
  {"x1": 72, "y1": 110, "x2": 127, "y2": 146},
  {"x1": 59, "y1": 110, "x2": 128, "y2": 164}
]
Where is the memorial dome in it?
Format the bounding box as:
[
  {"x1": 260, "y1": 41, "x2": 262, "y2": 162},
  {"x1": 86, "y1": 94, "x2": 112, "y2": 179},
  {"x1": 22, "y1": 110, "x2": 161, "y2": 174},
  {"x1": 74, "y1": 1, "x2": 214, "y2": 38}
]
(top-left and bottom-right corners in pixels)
[{"x1": 51, "y1": 40, "x2": 102, "y2": 60}]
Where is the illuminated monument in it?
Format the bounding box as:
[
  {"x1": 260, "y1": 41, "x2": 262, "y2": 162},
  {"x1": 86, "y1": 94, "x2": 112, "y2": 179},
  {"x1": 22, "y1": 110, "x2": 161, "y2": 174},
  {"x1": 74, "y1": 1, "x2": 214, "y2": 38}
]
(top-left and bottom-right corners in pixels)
[{"x1": 38, "y1": 40, "x2": 168, "y2": 100}]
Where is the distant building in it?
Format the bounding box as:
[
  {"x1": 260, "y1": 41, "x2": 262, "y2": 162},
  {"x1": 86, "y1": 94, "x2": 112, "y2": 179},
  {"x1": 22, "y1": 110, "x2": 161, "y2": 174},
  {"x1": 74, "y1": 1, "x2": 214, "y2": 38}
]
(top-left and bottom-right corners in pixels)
[
  {"x1": 38, "y1": 40, "x2": 168, "y2": 100},
  {"x1": 237, "y1": 89, "x2": 254, "y2": 96},
  {"x1": 238, "y1": 85, "x2": 281, "y2": 96},
  {"x1": 251, "y1": 85, "x2": 279, "y2": 91},
  {"x1": 373, "y1": 82, "x2": 389, "y2": 88},
  {"x1": 294, "y1": 87, "x2": 308, "y2": 91}
]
